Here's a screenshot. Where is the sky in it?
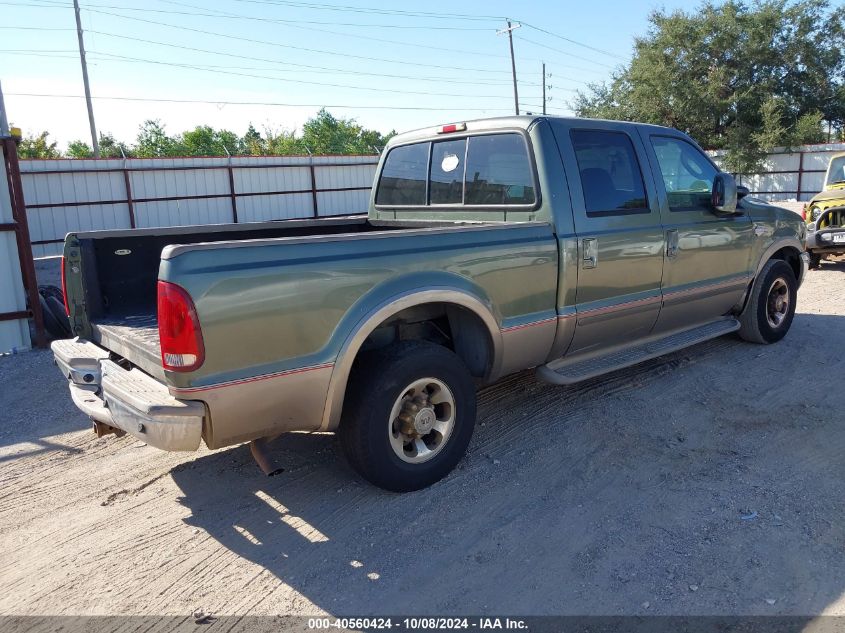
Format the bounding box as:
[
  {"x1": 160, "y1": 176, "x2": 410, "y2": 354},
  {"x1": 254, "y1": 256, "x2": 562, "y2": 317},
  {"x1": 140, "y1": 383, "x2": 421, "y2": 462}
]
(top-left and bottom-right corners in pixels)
[{"x1": 1, "y1": 0, "x2": 699, "y2": 149}]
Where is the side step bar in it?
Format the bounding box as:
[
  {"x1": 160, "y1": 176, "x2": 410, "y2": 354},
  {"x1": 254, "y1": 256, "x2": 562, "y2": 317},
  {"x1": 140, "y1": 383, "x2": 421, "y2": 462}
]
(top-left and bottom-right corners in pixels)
[{"x1": 537, "y1": 318, "x2": 740, "y2": 385}]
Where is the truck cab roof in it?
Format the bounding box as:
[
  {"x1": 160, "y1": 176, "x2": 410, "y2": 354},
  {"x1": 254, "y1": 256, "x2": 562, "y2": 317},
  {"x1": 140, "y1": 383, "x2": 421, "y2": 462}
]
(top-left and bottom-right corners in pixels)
[{"x1": 387, "y1": 115, "x2": 679, "y2": 147}]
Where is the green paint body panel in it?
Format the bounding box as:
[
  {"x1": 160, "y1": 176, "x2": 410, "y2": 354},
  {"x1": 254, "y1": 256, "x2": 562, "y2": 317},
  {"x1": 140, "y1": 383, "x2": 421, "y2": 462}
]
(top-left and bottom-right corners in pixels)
[
  {"x1": 59, "y1": 115, "x2": 807, "y2": 448},
  {"x1": 160, "y1": 223, "x2": 559, "y2": 389}
]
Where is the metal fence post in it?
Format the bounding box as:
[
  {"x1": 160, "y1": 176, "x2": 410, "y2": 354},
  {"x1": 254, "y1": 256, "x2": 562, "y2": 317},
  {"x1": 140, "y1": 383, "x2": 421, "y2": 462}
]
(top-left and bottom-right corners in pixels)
[
  {"x1": 2, "y1": 136, "x2": 46, "y2": 348},
  {"x1": 121, "y1": 148, "x2": 136, "y2": 229},
  {"x1": 224, "y1": 147, "x2": 238, "y2": 223},
  {"x1": 797, "y1": 150, "x2": 805, "y2": 202},
  {"x1": 305, "y1": 146, "x2": 318, "y2": 218}
]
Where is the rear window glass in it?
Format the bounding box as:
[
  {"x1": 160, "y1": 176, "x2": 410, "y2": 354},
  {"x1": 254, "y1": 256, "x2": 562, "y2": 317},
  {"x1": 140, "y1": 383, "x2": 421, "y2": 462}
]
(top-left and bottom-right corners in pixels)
[
  {"x1": 375, "y1": 142, "x2": 428, "y2": 206},
  {"x1": 430, "y1": 138, "x2": 466, "y2": 204},
  {"x1": 570, "y1": 129, "x2": 649, "y2": 217},
  {"x1": 465, "y1": 134, "x2": 536, "y2": 205},
  {"x1": 376, "y1": 132, "x2": 535, "y2": 207}
]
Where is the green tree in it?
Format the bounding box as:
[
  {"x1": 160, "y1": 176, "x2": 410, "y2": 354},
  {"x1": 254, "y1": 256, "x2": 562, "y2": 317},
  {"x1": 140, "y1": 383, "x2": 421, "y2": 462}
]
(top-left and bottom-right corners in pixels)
[
  {"x1": 263, "y1": 127, "x2": 305, "y2": 155},
  {"x1": 180, "y1": 125, "x2": 241, "y2": 156},
  {"x1": 242, "y1": 124, "x2": 264, "y2": 155},
  {"x1": 97, "y1": 132, "x2": 132, "y2": 158},
  {"x1": 300, "y1": 108, "x2": 393, "y2": 154},
  {"x1": 66, "y1": 140, "x2": 93, "y2": 159},
  {"x1": 573, "y1": 0, "x2": 845, "y2": 172},
  {"x1": 135, "y1": 119, "x2": 181, "y2": 157},
  {"x1": 17, "y1": 131, "x2": 61, "y2": 159}
]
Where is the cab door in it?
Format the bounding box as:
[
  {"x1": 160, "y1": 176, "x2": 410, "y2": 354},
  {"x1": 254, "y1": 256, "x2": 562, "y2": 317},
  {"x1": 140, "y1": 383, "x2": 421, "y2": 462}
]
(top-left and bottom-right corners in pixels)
[
  {"x1": 550, "y1": 121, "x2": 665, "y2": 356},
  {"x1": 639, "y1": 133, "x2": 754, "y2": 333}
]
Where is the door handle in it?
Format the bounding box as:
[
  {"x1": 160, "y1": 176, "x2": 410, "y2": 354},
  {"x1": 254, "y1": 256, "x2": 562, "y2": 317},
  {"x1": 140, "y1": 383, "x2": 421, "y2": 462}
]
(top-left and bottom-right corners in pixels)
[
  {"x1": 666, "y1": 229, "x2": 679, "y2": 259},
  {"x1": 582, "y1": 238, "x2": 598, "y2": 269}
]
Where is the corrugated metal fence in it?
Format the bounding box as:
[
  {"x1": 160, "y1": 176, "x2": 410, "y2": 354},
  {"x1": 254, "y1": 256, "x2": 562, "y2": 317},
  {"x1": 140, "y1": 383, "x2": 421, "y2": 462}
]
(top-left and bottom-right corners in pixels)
[
  {"x1": 19, "y1": 154, "x2": 379, "y2": 258},
  {"x1": 19, "y1": 142, "x2": 845, "y2": 258},
  {"x1": 711, "y1": 142, "x2": 845, "y2": 204}
]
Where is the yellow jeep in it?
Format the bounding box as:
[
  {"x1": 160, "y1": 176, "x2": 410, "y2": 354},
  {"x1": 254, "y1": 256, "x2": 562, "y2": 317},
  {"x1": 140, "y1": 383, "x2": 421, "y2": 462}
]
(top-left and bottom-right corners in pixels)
[{"x1": 804, "y1": 151, "x2": 845, "y2": 268}]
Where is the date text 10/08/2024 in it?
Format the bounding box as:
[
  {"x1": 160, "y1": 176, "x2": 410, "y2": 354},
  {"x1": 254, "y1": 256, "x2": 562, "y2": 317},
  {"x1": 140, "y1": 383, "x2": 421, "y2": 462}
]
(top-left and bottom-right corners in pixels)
[{"x1": 307, "y1": 617, "x2": 529, "y2": 630}]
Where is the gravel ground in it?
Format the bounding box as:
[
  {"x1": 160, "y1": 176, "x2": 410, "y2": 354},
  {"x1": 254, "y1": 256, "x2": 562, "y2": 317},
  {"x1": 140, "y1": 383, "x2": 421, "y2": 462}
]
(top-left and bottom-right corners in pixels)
[{"x1": 1, "y1": 260, "x2": 844, "y2": 620}]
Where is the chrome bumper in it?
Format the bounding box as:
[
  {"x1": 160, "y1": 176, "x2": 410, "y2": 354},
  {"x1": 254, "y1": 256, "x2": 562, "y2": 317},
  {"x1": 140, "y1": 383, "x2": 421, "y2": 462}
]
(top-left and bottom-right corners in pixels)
[{"x1": 52, "y1": 338, "x2": 204, "y2": 451}]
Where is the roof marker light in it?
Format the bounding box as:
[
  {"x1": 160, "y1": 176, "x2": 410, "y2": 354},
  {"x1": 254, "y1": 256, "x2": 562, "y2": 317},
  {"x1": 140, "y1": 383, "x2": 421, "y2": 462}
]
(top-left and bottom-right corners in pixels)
[{"x1": 438, "y1": 123, "x2": 467, "y2": 134}]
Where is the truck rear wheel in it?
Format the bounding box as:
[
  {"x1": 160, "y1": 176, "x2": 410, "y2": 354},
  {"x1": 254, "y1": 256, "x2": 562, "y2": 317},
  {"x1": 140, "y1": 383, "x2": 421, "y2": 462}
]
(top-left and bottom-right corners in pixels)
[
  {"x1": 738, "y1": 259, "x2": 797, "y2": 344},
  {"x1": 339, "y1": 340, "x2": 476, "y2": 492}
]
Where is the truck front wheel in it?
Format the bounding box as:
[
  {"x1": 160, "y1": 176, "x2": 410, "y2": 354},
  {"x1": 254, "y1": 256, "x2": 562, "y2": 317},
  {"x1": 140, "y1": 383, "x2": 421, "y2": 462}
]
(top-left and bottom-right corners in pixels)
[
  {"x1": 738, "y1": 259, "x2": 797, "y2": 344},
  {"x1": 339, "y1": 340, "x2": 477, "y2": 492}
]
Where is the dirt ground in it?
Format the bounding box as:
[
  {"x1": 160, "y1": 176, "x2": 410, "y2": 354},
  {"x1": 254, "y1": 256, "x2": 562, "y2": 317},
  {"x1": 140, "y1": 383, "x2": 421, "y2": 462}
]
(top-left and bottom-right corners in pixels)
[{"x1": 2, "y1": 260, "x2": 845, "y2": 620}]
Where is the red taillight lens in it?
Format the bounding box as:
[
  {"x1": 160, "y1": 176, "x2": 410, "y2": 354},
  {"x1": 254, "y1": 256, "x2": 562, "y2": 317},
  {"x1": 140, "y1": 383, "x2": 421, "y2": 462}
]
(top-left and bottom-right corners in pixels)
[
  {"x1": 438, "y1": 122, "x2": 467, "y2": 134},
  {"x1": 60, "y1": 256, "x2": 70, "y2": 316},
  {"x1": 801, "y1": 204, "x2": 807, "y2": 221},
  {"x1": 157, "y1": 280, "x2": 204, "y2": 372}
]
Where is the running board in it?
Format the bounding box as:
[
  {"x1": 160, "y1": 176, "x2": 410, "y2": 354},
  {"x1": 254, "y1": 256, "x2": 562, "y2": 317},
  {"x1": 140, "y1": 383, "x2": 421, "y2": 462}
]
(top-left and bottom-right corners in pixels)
[{"x1": 536, "y1": 318, "x2": 740, "y2": 385}]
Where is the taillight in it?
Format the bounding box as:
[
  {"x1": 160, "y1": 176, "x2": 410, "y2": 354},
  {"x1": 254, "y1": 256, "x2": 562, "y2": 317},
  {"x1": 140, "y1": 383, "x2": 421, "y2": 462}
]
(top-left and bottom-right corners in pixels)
[
  {"x1": 157, "y1": 280, "x2": 204, "y2": 372},
  {"x1": 801, "y1": 204, "x2": 807, "y2": 221},
  {"x1": 60, "y1": 256, "x2": 70, "y2": 316}
]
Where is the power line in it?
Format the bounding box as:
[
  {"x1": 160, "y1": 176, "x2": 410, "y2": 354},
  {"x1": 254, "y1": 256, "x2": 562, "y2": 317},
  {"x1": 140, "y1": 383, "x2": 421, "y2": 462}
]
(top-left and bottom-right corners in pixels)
[
  {"x1": 38, "y1": 4, "x2": 513, "y2": 61},
  {"x1": 514, "y1": 34, "x2": 619, "y2": 70},
  {"x1": 85, "y1": 50, "x2": 541, "y2": 87},
  {"x1": 85, "y1": 29, "x2": 513, "y2": 75},
  {"x1": 225, "y1": 0, "x2": 505, "y2": 22},
  {"x1": 521, "y1": 22, "x2": 625, "y2": 60},
  {"x1": 71, "y1": 50, "x2": 518, "y2": 100},
  {"x1": 5, "y1": 92, "x2": 518, "y2": 112},
  {"x1": 0, "y1": 24, "x2": 75, "y2": 30},
  {"x1": 72, "y1": 0, "x2": 497, "y2": 31}
]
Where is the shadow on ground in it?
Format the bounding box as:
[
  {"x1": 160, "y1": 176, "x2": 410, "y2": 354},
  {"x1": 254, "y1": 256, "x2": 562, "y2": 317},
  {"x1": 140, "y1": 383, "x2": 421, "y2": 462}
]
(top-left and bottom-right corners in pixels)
[{"x1": 168, "y1": 314, "x2": 845, "y2": 617}]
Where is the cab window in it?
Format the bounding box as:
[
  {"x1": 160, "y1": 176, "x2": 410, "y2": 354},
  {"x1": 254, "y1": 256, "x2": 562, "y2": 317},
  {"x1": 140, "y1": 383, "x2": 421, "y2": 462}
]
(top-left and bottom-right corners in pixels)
[
  {"x1": 570, "y1": 129, "x2": 649, "y2": 217},
  {"x1": 375, "y1": 132, "x2": 535, "y2": 207},
  {"x1": 650, "y1": 136, "x2": 718, "y2": 211}
]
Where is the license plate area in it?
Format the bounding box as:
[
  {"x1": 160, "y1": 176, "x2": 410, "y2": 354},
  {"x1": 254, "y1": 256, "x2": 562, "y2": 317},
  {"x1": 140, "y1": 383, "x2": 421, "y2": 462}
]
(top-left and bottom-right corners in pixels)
[{"x1": 833, "y1": 234, "x2": 845, "y2": 244}]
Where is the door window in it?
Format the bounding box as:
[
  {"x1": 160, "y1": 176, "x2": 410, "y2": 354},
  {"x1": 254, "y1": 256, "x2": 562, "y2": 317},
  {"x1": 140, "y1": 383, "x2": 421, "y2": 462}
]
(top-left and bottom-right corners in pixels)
[
  {"x1": 570, "y1": 129, "x2": 649, "y2": 217},
  {"x1": 650, "y1": 136, "x2": 718, "y2": 211}
]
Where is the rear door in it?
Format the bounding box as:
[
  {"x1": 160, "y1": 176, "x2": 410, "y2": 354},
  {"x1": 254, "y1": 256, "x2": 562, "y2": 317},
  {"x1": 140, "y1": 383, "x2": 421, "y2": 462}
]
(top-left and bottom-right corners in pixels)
[
  {"x1": 640, "y1": 133, "x2": 754, "y2": 333},
  {"x1": 551, "y1": 120, "x2": 665, "y2": 356}
]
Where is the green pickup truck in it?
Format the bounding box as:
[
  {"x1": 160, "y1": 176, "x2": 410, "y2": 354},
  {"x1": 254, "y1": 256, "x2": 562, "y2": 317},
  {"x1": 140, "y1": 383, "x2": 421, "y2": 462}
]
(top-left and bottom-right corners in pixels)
[{"x1": 53, "y1": 116, "x2": 808, "y2": 492}]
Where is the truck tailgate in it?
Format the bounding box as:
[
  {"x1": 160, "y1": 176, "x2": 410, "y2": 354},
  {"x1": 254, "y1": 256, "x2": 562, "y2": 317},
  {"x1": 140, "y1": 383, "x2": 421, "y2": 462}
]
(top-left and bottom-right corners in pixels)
[{"x1": 90, "y1": 313, "x2": 163, "y2": 381}]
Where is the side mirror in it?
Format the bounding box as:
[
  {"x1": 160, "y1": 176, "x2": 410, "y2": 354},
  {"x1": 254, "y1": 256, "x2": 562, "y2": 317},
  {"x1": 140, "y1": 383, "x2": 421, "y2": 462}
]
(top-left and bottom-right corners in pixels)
[{"x1": 711, "y1": 173, "x2": 738, "y2": 215}]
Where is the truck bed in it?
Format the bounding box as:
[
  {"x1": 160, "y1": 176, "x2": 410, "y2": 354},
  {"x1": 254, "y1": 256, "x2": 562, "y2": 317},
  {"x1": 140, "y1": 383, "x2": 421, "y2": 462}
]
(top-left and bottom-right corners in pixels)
[{"x1": 69, "y1": 216, "x2": 459, "y2": 378}]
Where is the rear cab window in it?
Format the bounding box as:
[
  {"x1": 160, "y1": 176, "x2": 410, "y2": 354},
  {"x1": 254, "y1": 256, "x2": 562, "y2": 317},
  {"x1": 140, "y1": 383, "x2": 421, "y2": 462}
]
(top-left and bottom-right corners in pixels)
[{"x1": 375, "y1": 132, "x2": 537, "y2": 208}]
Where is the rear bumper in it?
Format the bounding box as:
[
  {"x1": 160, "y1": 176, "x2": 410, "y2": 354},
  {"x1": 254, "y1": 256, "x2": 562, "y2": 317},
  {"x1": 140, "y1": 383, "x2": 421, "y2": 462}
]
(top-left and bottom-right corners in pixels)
[{"x1": 52, "y1": 338, "x2": 204, "y2": 451}]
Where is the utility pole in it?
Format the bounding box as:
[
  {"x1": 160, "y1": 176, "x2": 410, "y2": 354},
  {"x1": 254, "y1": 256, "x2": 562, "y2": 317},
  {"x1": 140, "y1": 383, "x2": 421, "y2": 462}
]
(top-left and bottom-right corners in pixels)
[
  {"x1": 73, "y1": 0, "x2": 99, "y2": 158},
  {"x1": 542, "y1": 62, "x2": 546, "y2": 115},
  {"x1": 497, "y1": 20, "x2": 521, "y2": 116}
]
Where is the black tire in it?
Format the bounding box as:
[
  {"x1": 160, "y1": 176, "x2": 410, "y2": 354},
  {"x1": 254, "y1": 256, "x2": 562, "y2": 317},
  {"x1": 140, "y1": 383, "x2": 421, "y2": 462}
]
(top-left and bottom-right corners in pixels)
[
  {"x1": 339, "y1": 340, "x2": 477, "y2": 492},
  {"x1": 738, "y1": 259, "x2": 797, "y2": 344},
  {"x1": 45, "y1": 296, "x2": 72, "y2": 337},
  {"x1": 38, "y1": 294, "x2": 66, "y2": 340},
  {"x1": 807, "y1": 252, "x2": 822, "y2": 269},
  {"x1": 38, "y1": 285, "x2": 64, "y2": 303}
]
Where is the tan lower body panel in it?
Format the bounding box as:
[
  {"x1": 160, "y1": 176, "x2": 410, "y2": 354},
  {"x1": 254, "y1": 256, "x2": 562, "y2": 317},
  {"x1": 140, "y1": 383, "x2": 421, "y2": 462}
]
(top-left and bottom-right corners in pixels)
[
  {"x1": 173, "y1": 364, "x2": 334, "y2": 450},
  {"x1": 498, "y1": 318, "x2": 558, "y2": 377}
]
